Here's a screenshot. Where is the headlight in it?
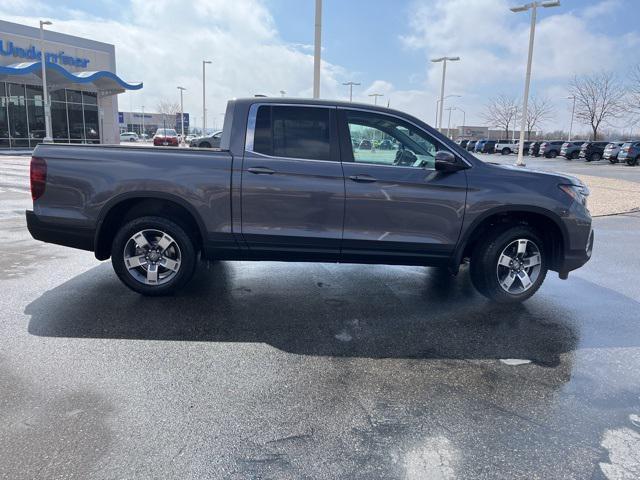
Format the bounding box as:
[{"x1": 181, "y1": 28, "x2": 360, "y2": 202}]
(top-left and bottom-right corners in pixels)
[{"x1": 559, "y1": 184, "x2": 589, "y2": 207}]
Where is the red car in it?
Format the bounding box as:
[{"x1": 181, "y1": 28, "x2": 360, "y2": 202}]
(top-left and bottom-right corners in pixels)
[{"x1": 153, "y1": 128, "x2": 179, "y2": 146}]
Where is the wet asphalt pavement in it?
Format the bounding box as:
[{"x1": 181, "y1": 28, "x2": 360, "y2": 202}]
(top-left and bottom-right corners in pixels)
[{"x1": 1, "y1": 155, "x2": 639, "y2": 479}]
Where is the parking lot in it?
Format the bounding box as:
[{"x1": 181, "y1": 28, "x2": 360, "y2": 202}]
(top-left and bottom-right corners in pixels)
[{"x1": 1, "y1": 153, "x2": 639, "y2": 478}]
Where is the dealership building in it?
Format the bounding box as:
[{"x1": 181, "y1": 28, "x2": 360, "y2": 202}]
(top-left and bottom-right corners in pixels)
[{"x1": 0, "y1": 20, "x2": 142, "y2": 149}]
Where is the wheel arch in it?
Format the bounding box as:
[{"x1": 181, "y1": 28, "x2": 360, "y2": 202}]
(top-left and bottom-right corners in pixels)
[
  {"x1": 452, "y1": 206, "x2": 568, "y2": 273},
  {"x1": 94, "y1": 192, "x2": 207, "y2": 260}
]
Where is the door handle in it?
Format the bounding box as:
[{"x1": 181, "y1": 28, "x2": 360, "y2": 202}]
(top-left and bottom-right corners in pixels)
[
  {"x1": 349, "y1": 174, "x2": 377, "y2": 183},
  {"x1": 247, "y1": 166, "x2": 275, "y2": 175}
]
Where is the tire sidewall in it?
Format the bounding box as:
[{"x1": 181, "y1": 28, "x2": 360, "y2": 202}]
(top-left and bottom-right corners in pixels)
[
  {"x1": 470, "y1": 225, "x2": 548, "y2": 303},
  {"x1": 111, "y1": 216, "x2": 197, "y2": 296}
]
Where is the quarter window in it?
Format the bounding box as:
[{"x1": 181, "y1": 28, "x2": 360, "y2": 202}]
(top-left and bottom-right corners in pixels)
[
  {"x1": 253, "y1": 106, "x2": 332, "y2": 161},
  {"x1": 345, "y1": 110, "x2": 439, "y2": 169}
]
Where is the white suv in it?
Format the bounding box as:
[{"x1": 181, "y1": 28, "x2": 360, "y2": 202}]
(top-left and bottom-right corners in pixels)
[{"x1": 493, "y1": 139, "x2": 518, "y2": 155}]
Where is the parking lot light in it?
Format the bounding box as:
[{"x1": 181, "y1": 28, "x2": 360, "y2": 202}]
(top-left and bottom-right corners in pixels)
[
  {"x1": 435, "y1": 94, "x2": 461, "y2": 128},
  {"x1": 177, "y1": 87, "x2": 186, "y2": 145},
  {"x1": 431, "y1": 56, "x2": 460, "y2": 133},
  {"x1": 39, "y1": 20, "x2": 53, "y2": 143},
  {"x1": 202, "y1": 60, "x2": 212, "y2": 134},
  {"x1": 343, "y1": 81, "x2": 361, "y2": 102},
  {"x1": 369, "y1": 93, "x2": 384, "y2": 105},
  {"x1": 511, "y1": 1, "x2": 561, "y2": 167},
  {"x1": 567, "y1": 95, "x2": 576, "y2": 141}
]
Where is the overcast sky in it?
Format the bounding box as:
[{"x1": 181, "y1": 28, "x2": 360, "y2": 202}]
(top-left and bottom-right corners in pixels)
[{"x1": 5, "y1": 0, "x2": 640, "y2": 133}]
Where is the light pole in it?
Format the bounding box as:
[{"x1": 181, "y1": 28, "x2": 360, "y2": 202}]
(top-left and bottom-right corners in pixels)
[
  {"x1": 313, "y1": 0, "x2": 322, "y2": 98},
  {"x1": 567, "y1": 95, "x2": 576, "y2": 141},
  {"x1": 431, "y1": 56, "x2": 460, "y2": 133},
  {"x1": 435, "y1": 94, "x2": 461, "y2": 128},
  {"x1": 343, "y1": 81, "x2": 361, "y2": 102},
  {"x1": 456, "y1": 107, "x2": 466, "y2": 135},
  {"x1": 511, "y1": 1, "x2": 561, "y2": 166},
  {"x1": 177, "y1": 86, "x2": 186, "y2": 145},
  {"x1": 445, "y1": 106, "x2": 456, "y2": 139},
  {"x1": 202, "y1": 60, "x2": 212, "y2": 134},
  {"x1": 368, "y1": 93, "x2": 383, "y2": 105},
  {"x1": 39, "y1": 20, "x2": 53, "y2": 143},
  {"x1": 141, "y1": 105, "x2": 145, "y2": 139}
]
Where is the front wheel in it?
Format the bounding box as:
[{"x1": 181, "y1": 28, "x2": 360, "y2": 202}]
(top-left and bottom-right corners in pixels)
[
  {"x1": 470, "y1": 225, "x2": 547, "y2": 303},
  {"x1": 111, "y1": 216, "x2": 198, "y2": 296},
  {"x1": 548, "y1": 150, "x2": 558, "y2": 158},
  {"x1": 501, "y1": 148, "x2": 510, "y2": 155},
  {"x1": 591, "y1": 152, "x2": 601, "y2": 162}
]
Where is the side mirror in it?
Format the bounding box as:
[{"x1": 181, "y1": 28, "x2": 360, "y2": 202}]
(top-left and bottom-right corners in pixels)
[{"x1": 435, "y1": 150, "x2": 464, "y2": 172}]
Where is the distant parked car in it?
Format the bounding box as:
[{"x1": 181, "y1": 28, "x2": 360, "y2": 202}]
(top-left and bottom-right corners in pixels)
[
  {"x1": 579, "y1": 141, "x2": 609, "y2": 162},
  {"x1": 519, "y1": 141, "x2": 533, "y2": 154},
  {"x1": 190, "y1": 131, "x2": 222, "y2": 148},
  {"x1": 538, "y1": 141, "x2": 564, "y2": 158},
  {"x1": 603, "y1": 142, "x2": 626, "y2": 163},
  {"x1": 378, "y1": 139, "x2": 394, "y2": 150},
  {"x1": 457, "y1": 139, "x2": 469, "y2": 149},
  {"x1": 359, "y1": 139, "x2": 372, "y2": 150},
  {"x1": 474, "y1": 139, "x2": 496, "y2": 153},
  {"x1": 494, "y1": 139, "x2": 518, "y2": 155},
  {"x1": 617, "y1": 141, "x2": 640, "y2": 166},
  {"x1": 120, "y1": 132, "x2": 138, "y2": 143},
  {"x1": 466, "y1": 140, "x2": 478, "y2": 152},
  {"x1": 528, "y1": 142, "x2": 541, "y2": 157},
  {"x1": 153, "y1": 128, "x2": 179, "y2": 147},
  {"x1": 560, "y1": 141, "x2": 583, "y2": 160}
]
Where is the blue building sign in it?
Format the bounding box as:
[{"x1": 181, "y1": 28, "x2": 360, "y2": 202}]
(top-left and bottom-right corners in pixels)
[
  {"x1": 0, "y1": 39, "x2": 91, "y2": 68},
  {"x1": 175, "y1": 113, "x2": 189, "y2": 130},
  {"x1": 118, "y1": 112, "x2": 124, "y2": 124}
]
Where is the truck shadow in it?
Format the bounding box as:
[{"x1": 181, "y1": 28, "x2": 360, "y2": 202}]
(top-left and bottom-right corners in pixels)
[{"x1": 24, "y1": 260, "x2": 639, "y2": 365}]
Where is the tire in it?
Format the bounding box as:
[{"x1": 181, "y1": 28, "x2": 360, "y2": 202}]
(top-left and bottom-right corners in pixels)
[
  {"x1": 631, "y1": 156, "x2": 640, "y2": 166},
  {"x1": 111, "y1": 216, "x2": 198, "y2": 296},
  {"x1": 571, "y1": 151, "x2": 579, "y2": 160},
  {"x1": 129, "y1": 138, "x2": 136, "y2": 142},
  {"x1": 501, "y1": 148, "x2": 510, "y2": 155},
  {"x1": 199, "y1": 142, "x2": 211, "y2": 149},
  {"x1": 548, "y1": 150, "x2": 558, "y2": 158},
  {"x1": 591, "y1": 152, "x2": 601, "y2": 162},
  {"x1": 470, "y1": 225, "x2": 548, "y2": 303}
]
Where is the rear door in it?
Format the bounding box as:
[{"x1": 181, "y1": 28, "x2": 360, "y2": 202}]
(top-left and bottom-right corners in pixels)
[
  {"x1": 338, "y1": 108, "x2": 468, "y2": 264},
  {"x1": 240, "y1": 104, "x2": 344, "y2": 260}
]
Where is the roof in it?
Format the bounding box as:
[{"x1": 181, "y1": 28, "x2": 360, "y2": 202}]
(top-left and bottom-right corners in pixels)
[{"x1": 0, "y1": 61, "x2": 142, "y2": 94}]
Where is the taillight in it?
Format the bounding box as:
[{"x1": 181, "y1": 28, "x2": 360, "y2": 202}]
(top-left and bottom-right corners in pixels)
[{"x1": 30, "y1": 156, "x2": 47, "y2": 201}]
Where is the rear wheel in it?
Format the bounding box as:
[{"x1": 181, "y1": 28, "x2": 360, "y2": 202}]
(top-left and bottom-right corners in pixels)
[
  {"x1": 501, "y1": 148, "x2": 510, "y2": 155},
  {"x1": 111, "y1": 216, "x2": 197, "y2": 296},
  {"x1": 571, "y1": 151, "x2": 579, "y2": 160},
  {"x1": 629, "y1": 156, "x2": 640, "y2": 166},
  {"x1": 470, "y1": 225, "x2": 547, "y2": 303},
  {"x1": 548, "y1": 150, "x2": 558, "y2": 158},
  {"x1": 591, "y1": 152, "x2": 601, "y2": 162},
  {"x1": 199, "y1": 142, "x2": 211, "y2": 148}
]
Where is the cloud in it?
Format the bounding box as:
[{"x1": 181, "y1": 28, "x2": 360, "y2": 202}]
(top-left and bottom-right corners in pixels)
[{"x1": 3, "y1": 0, "x2": 349, "y2": 129}]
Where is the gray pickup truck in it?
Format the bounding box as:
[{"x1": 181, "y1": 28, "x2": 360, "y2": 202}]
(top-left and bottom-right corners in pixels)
[{"x1": 27, "y1": 98, "x2": 594, "y2": 302}]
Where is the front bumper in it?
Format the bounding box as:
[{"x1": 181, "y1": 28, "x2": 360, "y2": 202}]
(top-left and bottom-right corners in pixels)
[
  {"x1": 559, "y1": 228, "x2": 594, "y2": 276},
  {"x1": 26, "y1": 210, "x2": 95, "y2": 252}
]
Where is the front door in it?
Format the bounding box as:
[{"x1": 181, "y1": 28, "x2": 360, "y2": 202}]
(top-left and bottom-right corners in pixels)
[
  {"x1": 241, "y1": 104, "x2": 344, "y2": 260},
  {"x1": 339, "y1": 108, "x2": 468, "y2": 264}
]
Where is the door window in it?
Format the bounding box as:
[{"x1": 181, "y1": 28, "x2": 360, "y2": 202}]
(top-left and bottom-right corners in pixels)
[
  {"x1": 346, "y1": 110, "x2": 439, "y2": 169},
  {"x1": 253, "y1": 105, "x2": 332, "y2": 161}
]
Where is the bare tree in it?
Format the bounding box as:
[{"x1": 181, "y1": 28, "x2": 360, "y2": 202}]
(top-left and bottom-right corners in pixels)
[
  {"x1": 482, "y1": 95, "x2": 519, "y2": 139},
  {"x1": 568, "y1": 73, "x2": 626, "y2": 140},
  {"x1": 525, "y1": 97, "x2": 554, "y2": 140},
  {"x1": 156, "y1": 100, "x2": 180, "y2": 116}
]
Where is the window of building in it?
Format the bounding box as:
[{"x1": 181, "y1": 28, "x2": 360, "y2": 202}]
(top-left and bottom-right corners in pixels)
[
  {"x1": 253, "y1": 105, "x2": 332, "y2": 161},
  {"x1": 0, "y1": 84, "x2": 102, "y2": 148}
]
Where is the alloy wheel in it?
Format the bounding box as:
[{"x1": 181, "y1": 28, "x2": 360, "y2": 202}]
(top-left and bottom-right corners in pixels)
[
  {"x1": 123, "y1": 229, "x2": 182, "y2": 285},
  {"x1": 496, "y1": 238, "x2": 542, "y2": 294}
]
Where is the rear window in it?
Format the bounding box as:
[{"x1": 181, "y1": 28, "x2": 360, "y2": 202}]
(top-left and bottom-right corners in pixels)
[{"x1": 253, "y1": 106, "x2": 332, "y2": 161}]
